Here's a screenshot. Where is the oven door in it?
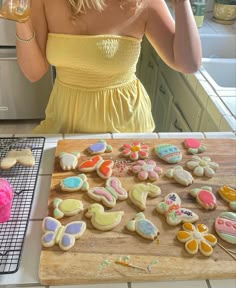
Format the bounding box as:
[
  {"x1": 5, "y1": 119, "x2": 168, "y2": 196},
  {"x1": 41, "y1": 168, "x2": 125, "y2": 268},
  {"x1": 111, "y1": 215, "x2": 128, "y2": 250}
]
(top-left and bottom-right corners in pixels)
[
  {"x1": 0, "y1": 18, "x2": 16, "y2": 46},
  {"x1": 0, "y1": 48, "x2": 53, "y2": 119}
]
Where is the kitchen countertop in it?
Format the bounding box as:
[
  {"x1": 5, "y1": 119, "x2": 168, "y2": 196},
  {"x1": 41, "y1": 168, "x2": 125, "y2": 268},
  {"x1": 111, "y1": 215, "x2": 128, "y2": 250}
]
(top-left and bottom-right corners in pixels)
[{"x1": 0, "y1": 131, "x2": 235, "y2": 288}]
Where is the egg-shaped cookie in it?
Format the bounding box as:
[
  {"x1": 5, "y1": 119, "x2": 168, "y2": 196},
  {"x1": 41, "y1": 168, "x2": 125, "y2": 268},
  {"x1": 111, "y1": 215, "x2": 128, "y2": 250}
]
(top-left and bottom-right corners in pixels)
[{"x1": 154, "y1": 144, "x2": 182, "y2": 164}]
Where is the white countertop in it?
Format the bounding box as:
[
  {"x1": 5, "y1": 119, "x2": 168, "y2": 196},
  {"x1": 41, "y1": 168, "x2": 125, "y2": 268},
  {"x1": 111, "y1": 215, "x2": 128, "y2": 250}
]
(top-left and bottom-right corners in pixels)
[{"x1": 0, "y1": 132, "x2": 236, "y2": 288}]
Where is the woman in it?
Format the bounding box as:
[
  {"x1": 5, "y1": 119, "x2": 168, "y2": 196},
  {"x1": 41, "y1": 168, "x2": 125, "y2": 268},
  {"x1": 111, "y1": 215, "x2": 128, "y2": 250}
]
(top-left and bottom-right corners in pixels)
[{"x1": 15, "y1": 0, "x2": 202, "y2": 133}]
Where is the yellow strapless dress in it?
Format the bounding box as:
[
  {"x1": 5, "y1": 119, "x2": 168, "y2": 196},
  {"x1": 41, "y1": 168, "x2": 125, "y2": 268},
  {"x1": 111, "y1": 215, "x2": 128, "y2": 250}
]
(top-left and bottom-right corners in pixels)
[{"x1": 33, "y1": 34, "x2": 155, "y2": 134}]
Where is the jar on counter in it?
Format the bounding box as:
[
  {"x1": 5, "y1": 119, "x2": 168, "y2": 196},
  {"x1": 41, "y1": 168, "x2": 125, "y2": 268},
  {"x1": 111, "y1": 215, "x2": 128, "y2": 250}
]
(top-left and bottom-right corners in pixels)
[
  {"x1": 190, "y1": 0, "x2": 207, "y2": 28},
  {"x1": 0, "y1": 0, "x2": 31, "y2": 22}
]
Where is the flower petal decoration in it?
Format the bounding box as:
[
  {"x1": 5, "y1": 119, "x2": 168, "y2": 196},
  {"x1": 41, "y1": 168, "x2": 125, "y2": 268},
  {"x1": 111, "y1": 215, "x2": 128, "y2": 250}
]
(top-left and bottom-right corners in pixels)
[
  {"x1": 121, "y1": 142, "x2": 149, "y2": 161},
  {"x1": 177, "y1": 223, "x2": 217, "y2": 256},
  {"x1": 132, "y1": 160, "x2": 163, "y2": 181},
  {"x1": 186, "y1": 155, "x2": 219, "y2": 178}
]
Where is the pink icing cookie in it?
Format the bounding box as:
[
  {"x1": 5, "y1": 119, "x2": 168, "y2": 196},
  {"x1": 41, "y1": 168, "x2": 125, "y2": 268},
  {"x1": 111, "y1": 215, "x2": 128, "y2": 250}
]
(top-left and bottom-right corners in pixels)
[
  {"x1": 87, "y1": 177, "x2": 128, "y2": 208},
  {"x1": 121, "y1": 142, "x2": 149, "y2": 161},
  {"x1": 0, "y1": 178, "x2": 14, "y2": 223},
  {"x1": 190, "y1": 186, "x2": 217, "y2": 210},
  {"x1": 215, "y1": 212, "x2": 236, "y2": 244},
  {"x1": 184, "y1": 138, "x2": 206, "y2": 154},
  {"x1": 132, "y1": 160, "x2": 163, "y2": 181}
]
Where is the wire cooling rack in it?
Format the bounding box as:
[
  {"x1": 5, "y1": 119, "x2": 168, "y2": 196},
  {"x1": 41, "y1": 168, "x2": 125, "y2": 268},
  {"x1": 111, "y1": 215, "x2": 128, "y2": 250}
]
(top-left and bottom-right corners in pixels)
[{"x1": 0, "y1": 137, "x2": 45, "y2": 274}]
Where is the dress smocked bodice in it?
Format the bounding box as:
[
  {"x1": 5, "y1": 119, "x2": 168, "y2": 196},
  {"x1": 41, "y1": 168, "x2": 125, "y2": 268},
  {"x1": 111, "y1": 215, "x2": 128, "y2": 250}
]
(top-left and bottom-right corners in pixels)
[
  {"x1": 33, "y1": 34, "x2": 155, "y2": 134},
  {"x1": 46, "y1": 33, "x2": 141, "y2": 88}
]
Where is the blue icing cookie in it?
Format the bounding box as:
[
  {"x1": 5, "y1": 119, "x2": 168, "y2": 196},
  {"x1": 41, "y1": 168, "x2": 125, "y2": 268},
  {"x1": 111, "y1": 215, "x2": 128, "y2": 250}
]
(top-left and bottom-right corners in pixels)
[
  {"x1": 88, "y1": 140, "x2": 112, "y2": 155},
  {"x1": 60, "y1": 174, "x2": 89, "y2": 192},
  {"x1": 154, "y1": 144, "x2": 182, "y2": 163}
]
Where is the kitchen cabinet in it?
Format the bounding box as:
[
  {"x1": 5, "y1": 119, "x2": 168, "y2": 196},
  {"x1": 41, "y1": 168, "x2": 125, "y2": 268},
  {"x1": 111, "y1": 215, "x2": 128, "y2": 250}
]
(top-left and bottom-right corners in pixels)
[{"x1": 137, "y1": 37, "x2": 227, "y2": 132}]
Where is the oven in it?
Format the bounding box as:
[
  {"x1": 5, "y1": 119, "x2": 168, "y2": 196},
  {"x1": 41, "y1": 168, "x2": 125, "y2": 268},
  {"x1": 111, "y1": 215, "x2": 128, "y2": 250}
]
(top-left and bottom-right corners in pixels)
[{"x1": 0, "y1": 18, "x2": 53, "y2": 120}]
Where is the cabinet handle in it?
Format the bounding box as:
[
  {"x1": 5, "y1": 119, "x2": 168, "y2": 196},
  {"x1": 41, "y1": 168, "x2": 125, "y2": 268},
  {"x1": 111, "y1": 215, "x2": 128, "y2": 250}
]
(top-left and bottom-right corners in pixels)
[
  {"x1": 159, "y1": 85, "x2": 166, "y2": 95},
  {"x1": 174, "y1": 119, "x2": 183, "y2": 132},
  {"x1": 148, "y1": 61, "x2": 154, "y2": 68}
]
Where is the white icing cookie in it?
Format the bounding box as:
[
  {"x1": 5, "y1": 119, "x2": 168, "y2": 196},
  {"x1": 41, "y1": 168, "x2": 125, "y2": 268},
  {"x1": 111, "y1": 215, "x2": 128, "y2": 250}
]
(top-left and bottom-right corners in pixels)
[
  {"x1": 165, "y1": 166, "x2": 194, "y2": 186},
  {"x1": 59, "y1": 152, "x2": 80, "y2": 171},
  {"x1": 186, "y1": 155, "x2": 219, "y2": 178}
]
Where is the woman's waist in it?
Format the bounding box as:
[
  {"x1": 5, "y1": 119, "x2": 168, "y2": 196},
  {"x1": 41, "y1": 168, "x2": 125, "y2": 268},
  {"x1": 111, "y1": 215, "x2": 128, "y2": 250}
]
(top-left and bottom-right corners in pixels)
[{"x1": 55, "y1": 67, "x2": 137, "y2": 90}]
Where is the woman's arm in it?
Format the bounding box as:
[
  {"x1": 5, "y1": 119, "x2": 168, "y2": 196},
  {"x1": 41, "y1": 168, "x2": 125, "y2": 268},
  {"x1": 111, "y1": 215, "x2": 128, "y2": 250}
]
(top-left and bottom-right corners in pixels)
[
  {"x1": 16, "y1": 0, "x2": 49, "y2": 82},
  {"x1": 145, "y1": 0, "x2": 202, "y2": 74}
]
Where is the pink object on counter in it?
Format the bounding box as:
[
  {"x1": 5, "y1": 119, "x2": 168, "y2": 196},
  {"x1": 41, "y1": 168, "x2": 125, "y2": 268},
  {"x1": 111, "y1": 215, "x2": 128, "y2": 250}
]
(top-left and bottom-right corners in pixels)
[{"x1": 0, "y1": 178, "x2": 14, "y2": 223}]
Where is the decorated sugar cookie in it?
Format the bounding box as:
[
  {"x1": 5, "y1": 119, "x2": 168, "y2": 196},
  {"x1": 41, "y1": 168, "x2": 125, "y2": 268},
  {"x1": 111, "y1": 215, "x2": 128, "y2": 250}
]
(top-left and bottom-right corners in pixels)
[
  {"x1": 156, "y1": 193, "x2": 199, "y2": 226},
  {"x1": 215, "y1": 212, "x2": 236, "y2": 244},
  {"x1": 186, "y1": 155, "x2": 219, "y2": 178},
  {"x1": 126, "y1": 212, "x2": 160, "y2": 240},
  {"x1": 59, "y1": 152, "x2": 80, "y2": 171},
  {"x1": 78, "y1": 155, "x2": 103, "y2": 172},
  {"x1": 177, "y1": 222, "x2": 217, "y2": 256},
  {"x1": 85, "y1": 203, "x2": 124, "y2": 231},
  {"x1": 190, "y1": 186, "x2": 217, "y2": 210},
  {"x1": 154, "y1": 144, "x2": 182, "y2": 164},
  {"x1": 131, "y1": 160, "x2": 163, "y2": 181},
  {"x1": 183, "y1": 138, "x2": 206, "y2": 155},
  {"x1": 218, "y1": 186, "x2": 236, "y2": 211},
  {"x1": 42, "y1": 216, "x2": 86, "y2": 251},
  {"x1": 0, "y1": 148, "x2": 35, "y2": 169},
  {"x1": 121, "y1": 142, "x2": 149, "y2": 161},
  {"x1": 53, "y1": 198, "x2": 84, "y2": 219},
  {"x1": 88, "y1": 177, "x2": 128, "y2": 208},
  {"x1": 78, "y1": 156, "x2": 114, "y2": 179},
  {"x1": 88, "y1": 140, "x2": 112, "y2": 155},
  {"x1": 60, "y1": 174, "x2": 89, "y2": 192},
  {"x1": 166, "y1": 166, "x2": 194, "y2": 186},
  {"x1": 129, "y1": 183, "x2": 161, "y2": 210},
  {"x1": 96, "y1": 159, "x2": 114, "y2": 179}
]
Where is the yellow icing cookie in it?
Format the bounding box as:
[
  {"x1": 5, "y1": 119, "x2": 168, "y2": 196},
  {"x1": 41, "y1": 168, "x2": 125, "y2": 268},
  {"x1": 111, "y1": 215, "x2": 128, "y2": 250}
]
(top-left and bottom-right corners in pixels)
[
  {"x1": 53, "y1": 198, "x2": 83, "y2": 219},
  {"x1": 129, "y1": 183, "x2": 161, "y2": 210},
  {"x1": 177, "y1": 223, "x2": 217, "y2": 256},
  {"x1": 85, "y1": 203, "x2": 124, "y2": 231}
]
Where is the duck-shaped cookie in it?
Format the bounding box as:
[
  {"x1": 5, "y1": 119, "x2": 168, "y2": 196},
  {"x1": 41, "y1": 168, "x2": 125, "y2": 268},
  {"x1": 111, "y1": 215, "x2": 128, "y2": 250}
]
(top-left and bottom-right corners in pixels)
[
  {"x1": 218, "y1": 186, "x2": 236, "y2": 211},
  {"x1": 85, "y1": 203, "x2": 124, "y2": 231},
  {"x1": 126, "y1": 212, "x2": 160, "y2": 240}
]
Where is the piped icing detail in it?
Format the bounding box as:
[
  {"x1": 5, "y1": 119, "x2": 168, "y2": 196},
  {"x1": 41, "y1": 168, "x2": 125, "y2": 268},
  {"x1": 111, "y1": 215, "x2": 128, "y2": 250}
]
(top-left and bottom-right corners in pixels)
[
  {"x1": 156, "y1": 192, "x2": 199, "y2": 226},
  {"x1": 177, "y1": 222, "x2": 217, "y2": 256}
]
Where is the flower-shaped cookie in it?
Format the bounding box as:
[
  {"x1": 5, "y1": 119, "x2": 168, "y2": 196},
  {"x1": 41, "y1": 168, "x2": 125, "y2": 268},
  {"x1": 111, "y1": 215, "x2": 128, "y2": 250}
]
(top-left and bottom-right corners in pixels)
[
  {"x1": 121, "y1": 142, "x2": 148, "y2": 161},
  {"x1": 184, "y1": 138, "x2": 206, "y2": 155},
  {"x1": 186, "y1": 155, "x2": 219, "y2": 178},
  {"x1": 132, "y1": 160, "x2": 163, "y2": 181},
  {"x1": 177, "y1": 222, "x2": 217, "y2": 256}
]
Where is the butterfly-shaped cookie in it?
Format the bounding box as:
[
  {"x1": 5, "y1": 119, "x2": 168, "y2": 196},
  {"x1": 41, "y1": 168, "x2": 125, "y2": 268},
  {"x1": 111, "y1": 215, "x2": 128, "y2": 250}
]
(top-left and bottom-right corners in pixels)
[
  {"x1": 156, "y1": 193, "x2": 199, "y2": 226},
  {"x1": 41, "y1": 217, "x2": 86, "y2": 251},
  {"x1": 87, "y1": 177, "x2": 128, "y2": 208},
  {"x1": 79, "y1": 155, "x2": 114, "y2": 179}
]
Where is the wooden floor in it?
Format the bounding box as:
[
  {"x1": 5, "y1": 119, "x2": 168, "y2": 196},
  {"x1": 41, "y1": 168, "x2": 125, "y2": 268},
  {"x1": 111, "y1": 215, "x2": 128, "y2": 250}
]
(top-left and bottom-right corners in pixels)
[{"x1": 0, "y1": 120, "x2": 40, "y2": 134}]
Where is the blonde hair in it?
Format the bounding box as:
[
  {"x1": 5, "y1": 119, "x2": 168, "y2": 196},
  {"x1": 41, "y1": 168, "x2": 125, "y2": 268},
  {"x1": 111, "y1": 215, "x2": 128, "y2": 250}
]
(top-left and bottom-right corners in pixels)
[
  {"x1": 68, "y1": 0, "x2": 106, "y2": 14},
  {"x1": 68, "y1": 0, "x2": 143, "y2": 15}
]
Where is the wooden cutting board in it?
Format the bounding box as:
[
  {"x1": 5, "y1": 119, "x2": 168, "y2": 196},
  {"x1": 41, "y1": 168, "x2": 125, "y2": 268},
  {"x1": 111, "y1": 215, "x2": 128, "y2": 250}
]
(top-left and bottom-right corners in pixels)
[{"x1": 39, "y1": 138, "x2": 236, "y2": 285}]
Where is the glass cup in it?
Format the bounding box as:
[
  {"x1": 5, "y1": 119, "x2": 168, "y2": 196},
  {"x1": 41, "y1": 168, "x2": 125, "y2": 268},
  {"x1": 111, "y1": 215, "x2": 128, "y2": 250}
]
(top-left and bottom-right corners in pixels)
[{"x1": 0, "y1": 0, "x2": 31, "y2": 22}]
